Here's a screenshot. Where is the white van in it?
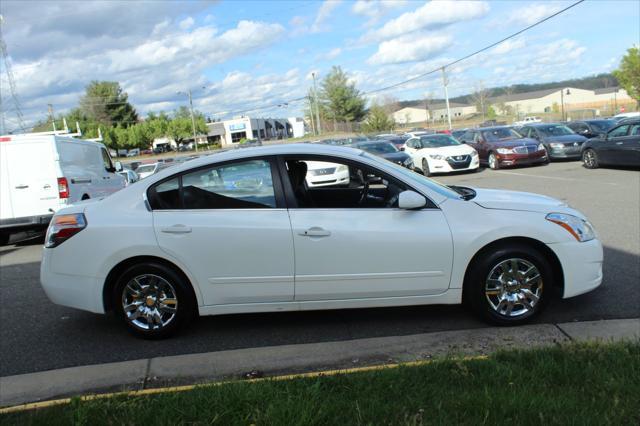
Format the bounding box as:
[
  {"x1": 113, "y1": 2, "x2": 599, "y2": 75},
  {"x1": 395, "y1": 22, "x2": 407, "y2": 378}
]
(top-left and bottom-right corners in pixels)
[{"x1": 0, "y1": 134, "x2": 126, "y2": 244}]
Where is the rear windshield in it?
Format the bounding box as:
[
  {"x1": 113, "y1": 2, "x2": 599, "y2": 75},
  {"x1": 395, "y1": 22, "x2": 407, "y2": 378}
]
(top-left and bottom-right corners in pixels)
[{"x1": 536, "y1": 125, "x2": 575, "y2": 137}]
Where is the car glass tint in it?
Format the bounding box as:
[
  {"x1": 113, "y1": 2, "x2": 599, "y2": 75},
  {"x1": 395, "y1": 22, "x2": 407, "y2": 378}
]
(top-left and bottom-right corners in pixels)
[
  {"x1": 537, "y1": 125, "x2": 574, "y2": 137},
  {"x1": 609, "y1": 125, "x2": 630, "y2": 138},
  {"x1": 482, "y1": 128, "x2": 519, "y2": 141},
  {"x1": 589, "y1": 120, "x2": 615, "y2": 133},
  {"x1": 149, "y1": 177, "x2": 180, "y2": 209},
  {"x1": 182, "y1": 160, "x2": 276, "y2": 209},
  {"x1": 101, "y1": 148, "x2": 113, "y2": 170},
  {"x1": 630, "y1": 124, "x2": 640, "y2": 136},
  {"x1": 419, "y1": 135, "x2": 461, "y2": 148}
]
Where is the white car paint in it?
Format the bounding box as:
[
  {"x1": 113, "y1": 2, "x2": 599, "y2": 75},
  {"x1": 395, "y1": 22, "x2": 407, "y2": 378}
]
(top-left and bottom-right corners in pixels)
[
  {"x1": 404, "y1": 136, "x2": 479, "y2": 174},
  {"x1": 514, "y1": 116, "x2": 542, "y2": 126},
  {"x1": 41, "y1": 144, "x2": 602, "y2": 326},
  {"x1": 304, "y1": 160, "x2": 350, "y2": 187},
  {"x1": 0, "y1": 133, "x2": 125, "y2": 237},
  {"x1": 136, "y1": 163, "x2": 160, "y2": 179}
]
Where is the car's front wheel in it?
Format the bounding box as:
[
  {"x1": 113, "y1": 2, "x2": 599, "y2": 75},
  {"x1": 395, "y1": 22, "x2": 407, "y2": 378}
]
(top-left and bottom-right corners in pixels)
[
  {"x1": 422, "y1": 158, "x2": 432, "y2": 177},
  {"x1": 488, "y1": 152, "x2": 499, "y2": 170},
  {"x1": 464, "y1": 244, "x2": 552, "y2": 325},
  {"x1": 113, "y1": 262, "x2": 195, "y2": 339},
  {"x1": 582, "y1": 149, "x2": 599, "y2": 169}
]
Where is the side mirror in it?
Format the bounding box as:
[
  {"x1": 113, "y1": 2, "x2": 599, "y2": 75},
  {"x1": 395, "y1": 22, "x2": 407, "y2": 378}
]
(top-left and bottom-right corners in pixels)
[
  {"x1": 398, "y1": 190, "x2": 426, "y2": 210},
  {"x1": 114, "y1": 161, "x2": 123, "y2": 172}
]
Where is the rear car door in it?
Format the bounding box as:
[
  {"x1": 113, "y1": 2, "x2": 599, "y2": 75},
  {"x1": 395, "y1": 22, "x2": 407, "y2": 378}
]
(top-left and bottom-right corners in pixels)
[
  {"x1": 281, "y1": 155, "x2": 453, "y2": 301},
  {"x1": 150, "y1": 157, "x2": 295, "y2": 305},
  {"x1": 620, "y1": 124, "x2": 640, "y2": 166},
  {"x1": 601, "y1": 125, "x2": 630, "y2": 164}
]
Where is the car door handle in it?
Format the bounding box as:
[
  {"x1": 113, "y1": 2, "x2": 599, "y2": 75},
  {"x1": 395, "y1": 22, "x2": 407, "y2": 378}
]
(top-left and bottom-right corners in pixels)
[
  {"x1": 616, "y1": 142, "x2": 623, "y2": 145},
  {"x1": 14, "y1": 184, "x2": 29, "y2": 189},
  {"x1": 161, "y1": 225, "x2": 192, "y2": 234},
  {"x1": 299, "y1": 227, "x2": 331, "y2": 237}
]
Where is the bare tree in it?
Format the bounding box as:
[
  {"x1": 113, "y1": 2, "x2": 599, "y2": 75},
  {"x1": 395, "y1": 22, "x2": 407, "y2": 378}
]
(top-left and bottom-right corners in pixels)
[
  {"x1": 380, "y1": 95, "x2": 400, "y2": 115},
  {"x1": 424, "y1": 91, "x2": 434, "y2": 125},
  {"x1": 471, "y1": 82, "x2": 492, "y2": 122}
]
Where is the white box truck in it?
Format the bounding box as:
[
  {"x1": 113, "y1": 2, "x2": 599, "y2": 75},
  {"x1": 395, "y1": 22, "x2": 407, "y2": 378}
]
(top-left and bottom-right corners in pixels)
[{"x1": 0, "y1": 134, "x2": 126, "y2": 245}]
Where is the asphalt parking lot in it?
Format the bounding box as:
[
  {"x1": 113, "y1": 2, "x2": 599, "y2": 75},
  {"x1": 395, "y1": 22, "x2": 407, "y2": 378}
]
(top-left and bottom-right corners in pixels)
[{"x1": 1, "y1": 161, "x2": 638, "y2": 377}]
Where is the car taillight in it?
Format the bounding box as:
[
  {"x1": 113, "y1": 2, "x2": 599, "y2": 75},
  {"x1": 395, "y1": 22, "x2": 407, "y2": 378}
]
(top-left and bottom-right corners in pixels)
[
  {"x1": 45, "y1": 213, "x2": 87, "y2": 248},
  {"x1": 57, "y1": 177, "x2": 69, "y2": 199}
]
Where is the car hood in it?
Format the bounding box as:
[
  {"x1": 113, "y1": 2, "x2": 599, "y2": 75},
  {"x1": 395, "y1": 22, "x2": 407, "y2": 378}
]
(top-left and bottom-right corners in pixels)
[
  {"x1": 542, "y1": 134, "x2": 587, "y2": 143},
  {"x1": 488, "y1": 138, "x2": 538, "y2": 148},
  {"x1": 471, "y1": 187, "x2": 577, "y2": 214},
  {"x1": 380, "y1": 152, "x2": 410, "y2": 162},
  {"x1": 419, "y1": 144, "x2": 475, "y2": 156}
]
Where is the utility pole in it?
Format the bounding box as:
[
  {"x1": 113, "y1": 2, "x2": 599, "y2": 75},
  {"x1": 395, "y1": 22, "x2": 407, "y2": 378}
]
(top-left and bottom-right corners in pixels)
[
  {"x1": 308, "y1": 94, "x2": 316, "y2": 135},
  {"x1": 187, "y1": 89, "x2": 198, "y2": 152},
  {"x1": 312, "y1": 72, "x2": 322, "y2": 135},
  {"x1": 560, "y1": 88, "x2": 564, "y2": 121},
  {"x1": 441, "y1": 67, "x2": 452, "y2": 130},
  {"x1": 48, "y1": 104, "x2": 57, "y2": 132}
]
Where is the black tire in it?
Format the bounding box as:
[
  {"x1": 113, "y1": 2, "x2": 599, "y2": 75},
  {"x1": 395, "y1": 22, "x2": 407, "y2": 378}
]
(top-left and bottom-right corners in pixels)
[
  {"x1": 0, "y1": 232, "x2": 10, "y2": 246},
  {"x1": 113, "y1": 262, "x2": 196, "y2": 339},
  {"x1": 488, "y1": 152, "x2": 500, "y2": 170},
  {"x1": 422, "y1": 158, "x2": 432, "y2": 177},
  {"x1": 463, "y1": 243, "x2": 552, "y2": 326},
  {"x1": 582, "y1": 149, "x2": 599, "y2": 169}
]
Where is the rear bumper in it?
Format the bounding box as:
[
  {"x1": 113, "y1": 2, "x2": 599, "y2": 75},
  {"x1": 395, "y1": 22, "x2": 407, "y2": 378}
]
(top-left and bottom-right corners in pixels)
[
  {"x1": 0, "y1": 214, "x2": 53, "y2": 230},
  {"x1": 548, "y1": 238, "x2": 604, "y2": 298}
]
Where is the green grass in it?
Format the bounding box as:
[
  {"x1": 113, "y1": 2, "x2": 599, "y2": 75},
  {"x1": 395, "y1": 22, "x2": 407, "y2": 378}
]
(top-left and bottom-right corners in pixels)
[{"x1": 3, "y1": 342, "x2": 639, "y2": 425}]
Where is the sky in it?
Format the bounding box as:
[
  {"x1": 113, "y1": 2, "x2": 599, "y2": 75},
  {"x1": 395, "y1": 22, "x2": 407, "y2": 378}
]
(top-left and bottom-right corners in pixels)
[{"x1": 1, "y1": 0, "x2": 638, "y2": 131}]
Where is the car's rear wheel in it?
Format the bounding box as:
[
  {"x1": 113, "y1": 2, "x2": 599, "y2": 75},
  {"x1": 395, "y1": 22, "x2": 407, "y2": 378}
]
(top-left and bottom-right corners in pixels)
[
  {"x1": 583, "y1": 149, "x2": 599, "y2": 169},
  {"x1": 113, "y1": 263, "x2": 195, "y2": 339},
  {"x1": 422, "y1": 159, "x2": 432, "y2": 177},
  {"x1": 488, "y1": 152, "x2": 499, "y2": 170},
  {"x1": 464, "y1": 244, "x2": 551, "y2": 325}
]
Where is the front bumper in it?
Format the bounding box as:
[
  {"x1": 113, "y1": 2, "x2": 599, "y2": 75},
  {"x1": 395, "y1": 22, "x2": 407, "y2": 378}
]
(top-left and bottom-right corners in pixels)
[
  {"x1": 429, "y1": 156, "x2": 480, "y2": 173},
  {"x1": 548, "y1": 238, "x2": 603, "y2": 298},
  {"x1": 547, "y1": 147, "x2": 582, "y2": 159},
  {"x1": 497, "y1": 151, "x2": 547, "y2": 167}
]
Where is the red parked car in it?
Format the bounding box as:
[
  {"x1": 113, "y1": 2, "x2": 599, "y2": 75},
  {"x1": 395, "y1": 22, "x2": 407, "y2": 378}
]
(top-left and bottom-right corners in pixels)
[{"x1": 458, "y1": 127, "x2": 548, "y2": 169}]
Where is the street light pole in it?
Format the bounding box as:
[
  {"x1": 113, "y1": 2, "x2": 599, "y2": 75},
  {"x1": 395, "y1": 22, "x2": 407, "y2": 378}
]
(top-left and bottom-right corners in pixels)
[
  {"x1": 312, "y1": 72, "x2": 322, "y2": 136},
  {"x1": 561, "y1": 88, "x2": 565, "y2": 121},
  {"x1": 441, "y1": 67, "x2": 452, "y2": 131},
  {"x1": 187, "y1": 89, "x2": 198, "y2": 152}
]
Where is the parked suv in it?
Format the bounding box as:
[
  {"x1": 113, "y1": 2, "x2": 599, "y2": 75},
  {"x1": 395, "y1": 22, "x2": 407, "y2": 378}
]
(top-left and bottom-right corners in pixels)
[
  {"x1": 520, "y1": 123, "x2": 587, "y2": 160},
  {"x1": 459, "y1": 127, "x2": 547, "y2": 169}
]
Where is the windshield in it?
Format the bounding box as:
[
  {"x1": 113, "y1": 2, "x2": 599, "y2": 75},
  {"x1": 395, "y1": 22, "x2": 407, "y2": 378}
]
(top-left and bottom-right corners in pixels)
[
  {"x1": 482, "y1": 128, "x2": 521, "y2": 141},
  {"x1": 136, "y1": 165, "x2": 156, "y2": 174},
  {"x1": 589, "y1": 120, "x2": 615, "y2": 132},
  {"x1": 359, "y1": 152, "x2": 461, "y2": 200},
  {"x1": 419, "y1": 135, "x2": 461, "y2": 148},
  {"x1": 358, "y1": 142, "x2": 398, "y2": 154},
  {"x1": 536, "y1": 125, "x2": 575, "y2": 137}
]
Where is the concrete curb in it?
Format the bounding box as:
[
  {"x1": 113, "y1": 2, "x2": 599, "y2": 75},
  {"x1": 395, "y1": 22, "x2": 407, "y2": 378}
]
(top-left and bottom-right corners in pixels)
[{"x1": 1, "y1": 318, "x2": 638, "y2": 408}]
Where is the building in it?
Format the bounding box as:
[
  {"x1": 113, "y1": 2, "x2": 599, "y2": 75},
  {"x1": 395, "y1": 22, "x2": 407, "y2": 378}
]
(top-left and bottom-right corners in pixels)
[
  {"x1": 391, "y1": 103, "x2": 477, "y2": 125},
  {"x1": 206, "y1": 116, "x2": 305, "y2": 148},
  {"x1": 490, "y1": 86, "x2": 633, "y2": 116}
]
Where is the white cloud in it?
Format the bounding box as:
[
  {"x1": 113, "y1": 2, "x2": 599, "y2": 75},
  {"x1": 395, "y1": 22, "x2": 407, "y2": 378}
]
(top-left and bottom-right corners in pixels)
[
  {"x1": 506, "y1": 3, "x2": 562, "y2": 26},
  {"x1": 368, "y1": 33, "x2": 452, "y2": 65},
  {"x1": 311, "y1": 0, "x2": 343, "y2": 33},
  {"x1": 179, "y1": 17, "x2": 195, "y2": 31},
  {"x1": 318, "y1": 47, "x2": 343, "y2": 61},
  {"x1": 363, "y1": 1, "x2": 489, "y2": 43},
  {"x1": 491, "y1": 38, "x2": 526, "y2": 55},
  {"x1": 351, "y1": 0, "x2": 408, "y2": 25}
]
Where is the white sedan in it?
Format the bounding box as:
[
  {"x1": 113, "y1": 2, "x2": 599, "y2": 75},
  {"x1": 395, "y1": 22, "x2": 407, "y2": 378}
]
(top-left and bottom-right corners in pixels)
[
  {"x1": 404, "y1": 134, "x2": 479, "y2": 176},
  {"x1": 304, "y1": 160, "x2": 350, "y2": 187},
  {"x1": 41, "y1": 144, "x2": 603, "y2": 338}
]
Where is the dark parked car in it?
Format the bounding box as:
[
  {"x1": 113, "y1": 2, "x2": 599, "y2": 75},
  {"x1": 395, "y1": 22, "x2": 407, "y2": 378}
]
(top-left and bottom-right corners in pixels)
[
  {"x1": 565, "y1": 119, "x2": 616, "y2": 139},
  {"x1": 350, "y1": 140, "x2": 414, "y2": 168},
  {"x1": 451, "y1": 129, "x2": 467, "y2": 140},
  {"x1": 581, "y1": 119, "x2": 640, "y2": 169},
  {"x1": 459, "y1": 126, "x2": 547, "y2": 169},
  {"x1": 520, "y1": 123, "x2": 587, "y2": 160},
  {"x1": 375, "y1": 134, "x2": 409, "y2": 150}
]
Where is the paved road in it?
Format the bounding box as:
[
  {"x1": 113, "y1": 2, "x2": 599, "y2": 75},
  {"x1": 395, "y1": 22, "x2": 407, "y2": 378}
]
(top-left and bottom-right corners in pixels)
[{"x1": 1, "y1": 162, "x2": 638, "y2": 377}]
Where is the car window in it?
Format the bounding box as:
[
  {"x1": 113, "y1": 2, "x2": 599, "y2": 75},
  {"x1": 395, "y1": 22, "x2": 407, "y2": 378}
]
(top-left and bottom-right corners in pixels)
[
  {"x1": 101, "y1": 148, "x2": 113, "y2": 170},
  {"x1": 608, "y1": 125, "x2": 630, "y2": 138},
  {"x1": 630, "y1": 124, "x2": 640, "y2": 136},
  {"x1": 182, "y1": 160, "x2": 276, "y2": 209},
  {"x1": 148, "y1": 177, "x2": 181, "y2": 209}
]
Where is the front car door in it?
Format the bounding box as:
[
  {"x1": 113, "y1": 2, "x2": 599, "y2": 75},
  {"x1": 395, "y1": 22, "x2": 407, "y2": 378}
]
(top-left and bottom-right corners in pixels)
[
  {"x1": 280, "y1": 155, "x2": 453, "y2": 301},
  {"x1": 150, "y1": 157, "x2": 295, "y2": 305}
]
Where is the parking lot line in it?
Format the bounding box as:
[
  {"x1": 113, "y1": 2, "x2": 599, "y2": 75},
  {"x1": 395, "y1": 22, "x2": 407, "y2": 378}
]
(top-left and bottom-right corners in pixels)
[{"x1": 493, "y1": 170, "x2": 619, "y2": 185}]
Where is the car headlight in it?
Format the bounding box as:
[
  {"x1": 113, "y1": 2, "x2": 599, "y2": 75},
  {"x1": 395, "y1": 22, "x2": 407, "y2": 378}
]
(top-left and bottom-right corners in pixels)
[
  {"x1": 537, "y1": 143, "x2": 545, "y2": 151},
  {"x1": 429, "y1": 154, "x2": 444, "y2": 160},
  {"x1": 546, "y1": 213, "x2": 596, "y2": 242},
  {"x1": 550, "y1": 143, "x2": 564, "y2": 149},
  {"x1": 496, "y1": 148, "x2": 513, "y2": 154},
  {"x1": 471, "y1": 150, "x2": 479, "y2": 157},
  {"x1": 336, "y1": 165, "x2": 348, "y2": 172}
]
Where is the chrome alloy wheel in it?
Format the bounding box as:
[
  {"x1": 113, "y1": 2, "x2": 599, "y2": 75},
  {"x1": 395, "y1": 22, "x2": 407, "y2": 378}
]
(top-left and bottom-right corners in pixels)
[
  {"x1": 488, "y1": 154, "x2": 497, "y2": 169},
  {"x1": 121, "y1": 274, "x2": 178, "y2": 330},
  {"x1": 583, "y1": 150, "x2": 596, "y2": 168},
  {"x1": 485, "y1": 258, "x2": 543, "y2": 317}
]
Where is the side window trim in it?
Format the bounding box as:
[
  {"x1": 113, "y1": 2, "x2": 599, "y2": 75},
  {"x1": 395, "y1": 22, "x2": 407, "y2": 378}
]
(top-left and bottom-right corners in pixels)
[
  {"x1": 147, "y1": 155, "x2": 286, "y2": 211},
  {"x1": 275, "y1": 154, "x2": 438, "y2": 210}
]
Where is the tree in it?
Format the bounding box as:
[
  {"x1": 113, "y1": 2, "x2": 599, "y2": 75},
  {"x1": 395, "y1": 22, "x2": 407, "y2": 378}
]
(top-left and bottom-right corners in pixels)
[
  {"x1": 320, "y1": 66, "x2": 366, "y2": 125},
  {"x1": 613, "y1": 46, "x2": 640, "y2": 107},
  {"x1": 79, "y1": 81, "x2": 138, "y2": 127},
  {"x1": 167, "y1": 108, "x2": 207, "y2": 146},
  {"x1": 486, "y1": 105, "x2": 497, "y2": 120},
  {"x1": 362, "y1": 103, "x2": 396, "y2": 133},
  {"x1": 471, "y1": 82, "x2": 492, "y2": 122}
]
